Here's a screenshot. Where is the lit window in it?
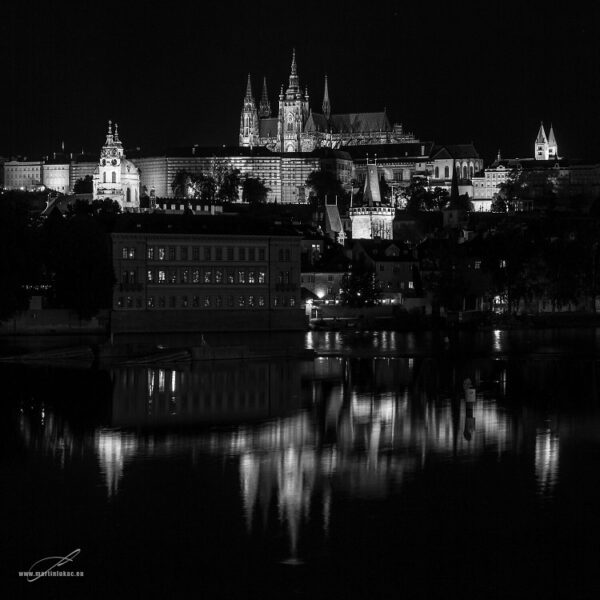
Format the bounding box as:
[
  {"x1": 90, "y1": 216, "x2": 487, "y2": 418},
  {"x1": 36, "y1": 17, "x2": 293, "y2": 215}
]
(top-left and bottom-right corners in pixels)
[
  {"x1": 182, "y1": 269, "x2": 190, "y2": 284},
  {"x1": 182, "y1": 296, "x2": 188, "y2": 308},
  {"x1": 238, "y1": 271, "x2": 246, "y2": 284},
  {"x1": 258, "y1": 296, "x2": 265, "y2": 307},
  {"x1": 408, "y1": 281, "x2": 414, "y2": 289},
  {"x1": 258, "y1": 271, "x2": 266, "y2": 284},
  {"x1": 238, "y1": 296, "x2": 245, "y2": 307},
  {"x1": 147, "y1": 296, "x2": 154, "y2": 308},
  {"x1": 192, "y1": 269, "x2": 200, "y2": 284},
  {"x1": 289, "y1": 297, "x2": 295, "y2": 307},
  {"x1": 158, "y1": 270, "x2": 166, "y2": 284},
  {"x1": 248, "y1": 295, "x2": 255, "y2": 307},
  {"x1": 248, "y1": 271, "x2": 255, "y2": 284},
  {"x1": 128, "y1": 248, "x2": 136, "y2": 260},
  {"x1": 227, "y1": 270, "x2": 234, "y2": 284},
  {"x1": 169, "y1": 270, "x2": 177, "y2": 284},
  {"x1": 147, "y1": 247, "x2": 154, "y2": 260},
  {"x1": 122, "y1": 247, "x2": 128, "y2": 259},
  {"x1": 117, "y1": 297, "x2": 123, "y2": 308},
  {"x1": 474, "y1": 261, "x2": 481, "y2": 270},
  {"x1": 158, "y1": 247, "x2": 166, "y2": 261},
  {"x1": 204, "y1": 297, "x2": 211, "y2": 308},
  {"x1": 215, "y1": 270, "x2": 223, "y2": 284},
  {"x1": 204, "y1": 270, "x2": 212, "y2": 284}
]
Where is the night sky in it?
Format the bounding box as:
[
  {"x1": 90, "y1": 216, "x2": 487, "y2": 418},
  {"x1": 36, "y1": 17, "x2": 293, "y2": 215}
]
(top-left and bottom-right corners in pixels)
[{"x1": 2, "y1": 1, "x2": 599, "y2": 163}]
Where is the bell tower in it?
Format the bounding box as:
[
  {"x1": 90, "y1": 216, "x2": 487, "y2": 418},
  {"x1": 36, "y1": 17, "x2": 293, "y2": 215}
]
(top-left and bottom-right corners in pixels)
[
  {"x1": 277, "y1": 49, "x2": 308, "y2": 152},
  {"x1": 239, "y1": 74, "x2": 259, "y2": 147}
]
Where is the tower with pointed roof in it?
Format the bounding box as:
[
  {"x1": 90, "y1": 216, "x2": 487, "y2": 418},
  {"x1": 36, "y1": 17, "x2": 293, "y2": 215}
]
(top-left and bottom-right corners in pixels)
[
  {"x1": 547, "y1": 124, "x2": 558, "y2": 159},
  {"x1": 258, "y1": 77, "x2": 271, "y2": 118},
  {"x1": 239, "y1": 74, "x2": 259, "y2": 147},
  {"x1": 277, "y1": 49, "x2": 310, "y2": 152},
  {"x1": 93, "y1": 120, "x2": 140, "y2": 209},
  {"x1": 349, "y1": 159, "x2": 394, "y2": 239}
]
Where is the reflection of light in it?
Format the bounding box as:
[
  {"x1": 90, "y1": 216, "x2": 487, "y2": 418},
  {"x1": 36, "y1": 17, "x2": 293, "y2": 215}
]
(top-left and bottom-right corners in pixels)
[
  {"x1": 159, "y1": 370, "x2": 165, "y2": 393},
  {"x1": 95, "y1": 429, "x2": 138, "y2": 498},
  {"x1": 493, "y1": 329, "x2": 502, "y2": 352},
  {"x1": 535, "y1": 428, "x2": 559, "y2": 497}
]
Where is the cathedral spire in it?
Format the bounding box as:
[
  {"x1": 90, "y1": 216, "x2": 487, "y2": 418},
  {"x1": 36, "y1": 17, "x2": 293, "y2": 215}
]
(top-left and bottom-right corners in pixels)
[
  {"x1": 114, "y1": 122, "x2": 120, "y2": 142},
  {"x1": 548, "y1": 123, "x2": 556, "y2": 145},
  {"x1": 245, "y1": 73, "x2": 254, "y2": 100},
  {"x1": 322, "y1": 75, "x2": 331, "y2": 119},
  {"x1": 259, "y1": 76, "x2": 271, "y2": 118},
  {"x1": 286, "y1": 48, "x2": 300, "y2": 96}
]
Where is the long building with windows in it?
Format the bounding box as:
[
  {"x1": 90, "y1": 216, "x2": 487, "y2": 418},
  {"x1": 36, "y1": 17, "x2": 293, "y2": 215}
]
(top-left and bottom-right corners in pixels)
[
  {"x1": 132, "y1": 146, "x2": 352, "y2": 203},
  {"x1": 111, "y1": 214, "x2": 304, "y2": 332}
]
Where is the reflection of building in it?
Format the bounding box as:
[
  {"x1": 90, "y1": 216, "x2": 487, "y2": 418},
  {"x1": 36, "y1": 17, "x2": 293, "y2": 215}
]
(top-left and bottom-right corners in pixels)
[
  {"x1": 110, "y1": 214, "x2": 304, "y2": 332},
  {"x1": 93, "y1": 121, "x2": 140, "y2": 209},
  {"x1": 110, "y1": 360, "x2": 303, "y2": 426}
]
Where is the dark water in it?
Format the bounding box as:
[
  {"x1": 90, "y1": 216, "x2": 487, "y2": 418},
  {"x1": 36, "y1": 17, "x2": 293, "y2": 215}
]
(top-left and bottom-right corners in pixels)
[{"x1": 4, "y1": 330, "x2": 600, "y2": 599}]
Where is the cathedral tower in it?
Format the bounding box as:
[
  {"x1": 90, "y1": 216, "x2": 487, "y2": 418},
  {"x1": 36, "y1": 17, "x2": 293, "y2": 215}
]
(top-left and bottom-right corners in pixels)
[
  {"x1": 277, "y1": 49, "x2": 309, "y2": 152},
  {"x1": 259, "y1": 76, "x2": 271, "y2": 118},
  {"x1": 239, "y1": 74, "x2": 259, "y2": 147}
]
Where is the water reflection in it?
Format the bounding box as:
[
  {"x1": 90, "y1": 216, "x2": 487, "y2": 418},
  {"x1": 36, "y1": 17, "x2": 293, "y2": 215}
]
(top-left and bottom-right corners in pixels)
[{"x1": 14, "y1": 354, "x2": 595, "y2": 563}]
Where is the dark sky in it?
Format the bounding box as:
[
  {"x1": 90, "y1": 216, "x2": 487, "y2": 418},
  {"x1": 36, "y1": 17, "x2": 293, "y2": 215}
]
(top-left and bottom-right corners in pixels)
[{"x1": 2, "y1": 1, "x2": 599, "y2": 163}]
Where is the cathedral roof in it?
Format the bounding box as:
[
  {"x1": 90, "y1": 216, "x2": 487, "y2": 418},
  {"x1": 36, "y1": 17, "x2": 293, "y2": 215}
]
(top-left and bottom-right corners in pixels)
[
  {"x1": 430, "y1": 144, "x2": 480, "y2": 160},
  {"x1": 304, "y1": 112, "x2": 329, "y2": 132},
  {"x1": 258, "y1": 118, "x2": 278, "y2": 138},
  {"x1": 329, "y1": 112, "x2": 392, "y2": 134},
  {"x1": 342, "y1": 142, "x2": 433, "y2": 159}
]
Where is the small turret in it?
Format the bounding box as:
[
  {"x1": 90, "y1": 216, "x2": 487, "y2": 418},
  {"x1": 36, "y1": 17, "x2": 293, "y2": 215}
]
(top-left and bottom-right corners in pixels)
[{"x1": 259, "y1": 76, "x2": 271, "y2": 118}]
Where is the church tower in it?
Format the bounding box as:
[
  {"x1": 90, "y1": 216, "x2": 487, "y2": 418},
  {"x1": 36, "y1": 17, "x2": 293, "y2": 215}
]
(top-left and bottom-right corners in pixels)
[
  {"x1": 547, "y1": 124, "x2": 558, "y2": 158},
  {"x1": 93, "y1": 120, "x2": 140, "y2": 209},
  {"x1": 277, "y1": 49, "x2": 309, "y2": 152},
  {"x1": 349, "y1": 160, "x2": 394, "y2": 240},
  {"x1": 239, "y1": 74, "x2": 259, "y2": 147},
  {"x1": 259, "y1": 77, "x2": 271, "y2": 118},
  {"x1": 535, "y1": 122, "x2": 549, "y2": 160}
]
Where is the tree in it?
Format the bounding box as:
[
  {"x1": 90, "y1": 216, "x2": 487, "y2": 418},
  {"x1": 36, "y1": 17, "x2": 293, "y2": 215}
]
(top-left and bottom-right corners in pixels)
[
  {"x1": 217, "y1": 168, "x2": 242, "y2": 202},
  {"x1": 73, "y1": 175, "x2": 93, "y2": 194},
  {"x1": 306, "y1": 170, "x2": 345, "y2": 202},
  {"x1": 491, "y1": 194, "x2": 508, "y2": 212},
  {"x1": 0, "y1": 198, "x2": 40, "y2": 320},
  {"x1": 171, "y1": 170, "x2": 194, "y2": 198},
  {"x1": 339, "y1": 261, "x2": 381, "y2": 307},
  {"x1": 497, "y1": 168, "x2": 525, "y2": 211},
  {"x1": 242, "y1": 175, "x2": 270, "y2": 204}
]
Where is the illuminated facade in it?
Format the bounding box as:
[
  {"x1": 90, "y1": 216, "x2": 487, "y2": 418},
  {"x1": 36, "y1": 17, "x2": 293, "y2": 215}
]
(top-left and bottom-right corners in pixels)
[
  {"x1": 110, "y1": 214, "x2": 304, "y2": 332},
  {"x1": 350, "y1": 162, "x2": 394, "y2": 240},
  {"x1": 240, "y1": 50, "x2": 418, "y2": 153},
  {"x1": 92, "y1": 121, "x2": 140, "y2": 209}
]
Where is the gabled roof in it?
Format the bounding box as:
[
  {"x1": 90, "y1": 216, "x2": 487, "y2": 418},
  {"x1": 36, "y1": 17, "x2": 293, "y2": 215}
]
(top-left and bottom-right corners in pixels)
[
  {"x1": 304, "y1": 112, "x2": 329, "y2": 133},
  {"x1": 431, "y1": 144, "x2": 480, "y2": 160}
]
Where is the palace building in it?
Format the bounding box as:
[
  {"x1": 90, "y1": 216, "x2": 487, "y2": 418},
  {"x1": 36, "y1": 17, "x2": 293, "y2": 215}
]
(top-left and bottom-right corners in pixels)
[{"x1": 240, "y1": 50, "x2": 418, "y2": 153}]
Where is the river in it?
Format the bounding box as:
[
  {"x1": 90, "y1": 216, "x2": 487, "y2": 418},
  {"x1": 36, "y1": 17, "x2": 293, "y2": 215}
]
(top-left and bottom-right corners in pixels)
[{"x1": 3, "y1": 329, "x2": 600, "y2": 598}]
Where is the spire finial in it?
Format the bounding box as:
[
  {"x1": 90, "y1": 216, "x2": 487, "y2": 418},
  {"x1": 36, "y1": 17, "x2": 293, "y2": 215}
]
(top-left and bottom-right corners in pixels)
[
  {"x1": 114, "y1": 122, "x2": 119, "y2": 141},
  {"x1": 291, "y1": 48, "x2": 297, "y2": 76},
  {"x1": 108, "y1": 119, "x2": 112, "y2": 135}
]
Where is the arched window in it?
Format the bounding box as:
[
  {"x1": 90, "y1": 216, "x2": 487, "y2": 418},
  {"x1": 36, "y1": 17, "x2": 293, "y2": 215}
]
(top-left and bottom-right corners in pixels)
[
  {"x1": 103, "y1": 172, "x2": 106, "y2": 183},
  {"x1": 112, "y1": 171, "x2": 116, "y2": 184},
  {"x1": 470, "y1": 164, "x2": 474, "y2": 178},
  {"x1": 126, "y1": 188, "x2": 131, "y2": 203},
  {"x1": 462, "y1": 165, "x2": 468, "y2": 179},
  {"x1": 434, "y1": 166, "x2": 439, "y2": 178},
  {"x1": 444, "y1": 166, "x2": 449, "y2": 178}
]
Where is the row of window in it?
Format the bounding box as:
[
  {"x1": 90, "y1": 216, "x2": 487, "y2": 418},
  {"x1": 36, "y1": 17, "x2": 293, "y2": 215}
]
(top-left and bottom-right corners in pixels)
[
  {"x1": 121, "y1": 246, "x2": 294, "y2": 262},
  {"x1": 116, "y1": 295, "x2": 296, "y2": 309},
  {"x1": 146, "y1": 268, "x2": 268, "y2": 285}
]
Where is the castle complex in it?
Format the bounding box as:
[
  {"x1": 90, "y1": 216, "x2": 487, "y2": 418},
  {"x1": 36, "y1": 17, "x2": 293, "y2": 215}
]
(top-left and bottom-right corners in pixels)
[{"x1": 240, "y1": 50, "x2": 417, "y2": 152}]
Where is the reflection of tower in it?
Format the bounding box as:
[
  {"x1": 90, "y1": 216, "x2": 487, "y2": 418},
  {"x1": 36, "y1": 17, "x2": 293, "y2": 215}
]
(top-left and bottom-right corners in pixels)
[
  {"x1": 535, "y1": 427, "x2": 559, "y2": 497},
  {"x1": 95, "y1": 429, "x2": 138, "y2": 498},
  {"x1": 349, "y1": 159, "x2": 394, "y2": 240}
]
